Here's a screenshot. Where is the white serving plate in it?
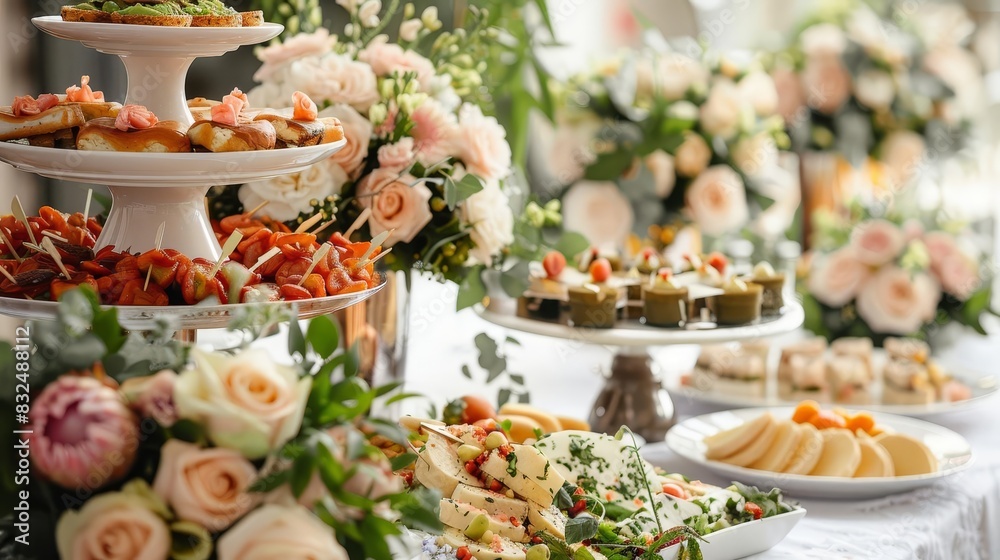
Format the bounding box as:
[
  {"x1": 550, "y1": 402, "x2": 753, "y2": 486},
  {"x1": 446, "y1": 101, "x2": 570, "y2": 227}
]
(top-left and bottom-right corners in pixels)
[
  {"x1": 659, "y1": 508, "x2": 806, "y2": 560},
  {"x1": 663, "y1": 407, "x2": 973, "y2": 500},
  {"x1": 664, "y1": 348, "x2": 999, "y2": 417}
]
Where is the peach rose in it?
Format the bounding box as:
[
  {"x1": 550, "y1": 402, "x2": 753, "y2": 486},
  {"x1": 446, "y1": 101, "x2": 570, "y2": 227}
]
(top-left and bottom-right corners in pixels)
[
  {"x1": 174, "y1": 348, "x2": 310, "y2": 459},
  {"x1": 456, "y1": 103, "x2": 512, "y2": 182},
  {"x1": 700, "y1": 79, "x2": 742, "y2": 139},
  {"x1": 772, "y1": 66, "x2": 806, "y2": 123},
  {"x1": 808, "y1": 247, "x2": 872, "y2": 307},
  {"x1": 356, "y1": 168, "x2": 434, "y2": 246},
  {"x1": 152, "y1": 440, "x2": 258, "y2": 532},
  {"x1": 562, "y1": 180, "x2": 634, "y2": 250},
  {"x1": 851, "y1": 219, "x2": 905, "y2": 266},
  {"x1": 684, "y1": 165, "x2": 748, "y2": 237},
  {"x1": 880, "y1": 130, "x2": 926, "y2": 188},
  {"x1": 321, "y1": 104, "x2": 372, "y2": 179},
  {"x1": 732, "y1": 133, "x2": 778, "y2": 179},
  {"x1": 377, "y1": 137, "x2": 417, "y2": 172},
  {"x1": 924, "y1": 231, "x2": 980, "y2": 300},
  {"x1": 56, "y1": 490, "x2": 171, "y2": 560},
  {"x1": 217, "y1": 504, "x2": 347, "y2": 560},
  {"x1": 645, "y1": 150, "x2": 676, "y2": 198},
  {"x1": 738, "y1": 71, "x2": 779, "y2": 117},
  {"x1": 802, "y1": 55, "x2": 852, "y2": 114},
  {"x1": 358, "y1": 40, "x2": 436, "y2": 90},
  {"x1": 410, "y1": 98, "x2": 460, "y2": 166},
  {"x1": 675, "y1": 132, "x2": 712, "y2": 178},
  {"x1": 120, "y1": 369, "x2": 178, "y2": 427},
  {"x1": 254, "y1": 29, "x2": 336, "y2": 82},
  {"x1": 856, "y1": 266, "x2": 940, "y2": 334}
]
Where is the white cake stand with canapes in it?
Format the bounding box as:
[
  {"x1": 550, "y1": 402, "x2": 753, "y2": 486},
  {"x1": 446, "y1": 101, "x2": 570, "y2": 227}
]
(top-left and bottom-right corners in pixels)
[
  {"x1": 0, "y1": 16, "x2": 383, "y2": 339},
  {"x1": 476, "y1": 301, "x2": 804, "y2": 442}
]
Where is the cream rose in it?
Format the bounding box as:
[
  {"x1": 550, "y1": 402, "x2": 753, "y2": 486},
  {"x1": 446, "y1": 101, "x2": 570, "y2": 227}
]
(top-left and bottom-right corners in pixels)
[
  {"x1": 801, "y1": 23, "x2": 847, "y2": 59},
  {"x1": 254, "y1": 29, "x2": 336, "y2": 82},
  {"x1": 377, "y1": 137, "x2": 417, "y2": 172},
  {"x1": 802, "y1": 55, "x2": 852, "y2": 114},
  {"x1": 645, "y1": 150, "x2": 676, "y2": 198},
  {"x1": 851, "y1": 219, "x2": 905, "y2": 266},
  {"x1": 738, "y1": 71, "x2": 780, "y2": 117},
  {"x1": 856, "y1": 266, "x2": 940, "y2": 334},
  {"x1": 153, "y1": 440, "x2": 258, "y2": 532},
  {"x1": 217, "y1": 504, "x2": 347, "y2": 560},
  {"x1": 358, "y1": 40, "x2": 436, "y2": 90},
  {"x1": 456, "y1": 103, "x2": 512, "y2": 182},
  {"x1": 174, "y1": 348, "x2": 310, "y2": 459},
  {"x1": 675, "y1": 132, "x2": 712, "y2": 178},
  {"x1": 636, "y1": 53, "x2": 709, "y2": 101},
  {"x1": 56, "y1": 490, "x2": 171, "y2": 560},
  {"x1": 239, "y1": 160, "x2": 347, "y2": 222},
  {"x1": 355, "y1": 168, "x2": 433, "y2": 247},
  {"x1": 808, "y1": 247, "x2": 872, "y2": 307},
  {"x1": 854, "y1": 69, "x2": 895, "y2": 110},
  {"x1": 410, "y1": 98, "x2": 460, "y2": 166},
  {"x1": 460, "y1": 179, "x2": 515, "y2": 266},
  {"x1": 700, "y1": 79, "x2": 743, "y2": 139},
  {"x1": 880, "y1": 130, "x2": 926, "y2": 188},
  {"x1": 924, "y1": 231, "x2": 980, "y2": 300},
  {"x1": 732, "y1": 133, "x2": 779, "y2": 179},
  {"x1": 310, "y1": 54, "x2": 379, "y2": 112},
  {"x1": 562, "y1": 180, "x2": 634, "y2": 250},
  {"x1": 321, "y1": 104, "x2": 373, "y2": 179},
  {"x1": 684, "y1": 165, "x2": 748, "y2": 237}
]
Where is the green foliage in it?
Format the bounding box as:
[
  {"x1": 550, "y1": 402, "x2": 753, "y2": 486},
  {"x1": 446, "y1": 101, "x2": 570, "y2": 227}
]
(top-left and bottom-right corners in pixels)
[{"x1": 461, "y1": 332, "x2": 529, "y2": 407}]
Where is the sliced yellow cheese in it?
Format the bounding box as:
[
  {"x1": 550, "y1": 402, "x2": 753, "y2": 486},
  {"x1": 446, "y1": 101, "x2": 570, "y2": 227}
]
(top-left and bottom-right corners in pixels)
[
  {"x1": 499, "y1": 404, "x2": 563, "y2": 433},
  {"x1": 439, "y1": 498, "x2": 529, "y2": 543},
  {"x1": 413, "y1": 433, "x2": 483, "y2": 496},
  {"x1": 873, "y1": 433, "x2": 938, "y2": 476},
  {"x1": 782, "y1": 422, "x2": 823, "y2": 475},
  {"x1": 717, "y1": 414, "x2": 778, "y2": 467},
  {"x1": 748, "y1": 420, "x2": 800, "y2": 472},
  {"x1": 854, "y1": 437, "x2": 895, "y2": 477},
  {"x1": 452, "y1": 484, "x2": 529, "y2": 520},
  {"x1": 704, "y1": 412, "x2": 773, "y2": 460},
  {"x1": 809, "y1": 428, "x2": 861, "y2": 477},
  {"x1": 440, "y1": 528, "x2": 526, "y2": 560}
]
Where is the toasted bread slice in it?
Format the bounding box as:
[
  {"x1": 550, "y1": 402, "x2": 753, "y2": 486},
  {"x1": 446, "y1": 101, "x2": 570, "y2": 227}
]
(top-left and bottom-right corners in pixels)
[
  {"x1": 0, "y1": 105, "x2": 86, "y2": 141},
  {"x1": 61, "y1": 6, "x2": 113, "y2": 23},
  {"x1": 240, "y1": 11, "x2": 264, "y2": 27},
  {"x1": 111, "y1": 12, "x2": 193, "y2": 26},
  {"x1": 190, "y1": 13, "x2": 242, "y2": 27}
]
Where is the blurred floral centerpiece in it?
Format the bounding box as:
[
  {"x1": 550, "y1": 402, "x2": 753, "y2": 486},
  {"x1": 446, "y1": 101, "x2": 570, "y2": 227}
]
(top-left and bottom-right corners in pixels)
[
  {"x1": 536, "y1": 38, "x2": 794, "y2": 254},
  {"x1": 803, "y1": 203, "x2": 995, "y2": 341}
]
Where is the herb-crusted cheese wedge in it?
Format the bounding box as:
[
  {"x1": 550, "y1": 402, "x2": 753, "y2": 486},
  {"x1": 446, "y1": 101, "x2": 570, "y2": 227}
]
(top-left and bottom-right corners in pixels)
[
  {"x1": 439, "y1": 498, "x2": 530, "y2": 543},
  {"x1": 452, "y1": 484, "x2": 529, "y2": 520},
  {"x1": 479, "y1": 445, "x2": 564, "y2": 508},
  {"x1": 526, "y1": 502, "x2": 567, "y2": 540},
  {"x1": 413, "y1": 433, "x2": 483, "y2": 496},
  {"x1": 440, "y1": 528, "x2": 527, "y2": 560}
]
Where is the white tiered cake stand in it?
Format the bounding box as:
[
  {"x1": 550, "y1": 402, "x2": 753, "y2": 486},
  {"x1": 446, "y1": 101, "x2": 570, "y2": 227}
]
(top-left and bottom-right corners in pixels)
[
  {"x1": 0, "y1": 17, "x2": 383, "y2": 337},
  {"x1": 478, "y1": 303, "x2": 804, "y2": 441}
]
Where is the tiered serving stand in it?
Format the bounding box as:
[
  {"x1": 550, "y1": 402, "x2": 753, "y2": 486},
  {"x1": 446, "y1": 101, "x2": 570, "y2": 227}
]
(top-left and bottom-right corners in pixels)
[
  {"x1": 478, "y1": 302, "x2": 804, "y2": 441},
  {"x1": 0, "y1": 17, "x2": 383, "y2": 337}
]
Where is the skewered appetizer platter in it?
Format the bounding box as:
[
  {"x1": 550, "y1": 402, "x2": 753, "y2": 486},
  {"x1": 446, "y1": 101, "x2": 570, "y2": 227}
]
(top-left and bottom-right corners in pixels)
[
  {"x1": 61, "y1": 0, "x2": 263, "y2": 27},
  {"x1": 397, "y1": 418, "x2": 804, "y2": 560}
]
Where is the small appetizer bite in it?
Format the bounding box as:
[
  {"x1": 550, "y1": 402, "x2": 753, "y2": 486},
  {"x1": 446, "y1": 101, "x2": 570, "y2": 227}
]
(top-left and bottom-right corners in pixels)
[
  {"x1": 184, "y1": 0, "x2": 242, "y2": 27},
  {"x1": 712, "y1": 277, "x2": 762, "y2": 325},
  {"x1": 831, "y1": 337, "x2": 874, "y2": 382},
  {"x1": 60, "y1": 2, "x2": 115, "y2": 23},
  {"x1": 642, "y1": 268, "x2": 687, "y2": 327},
  {"x1": 750, "y1": 261, "x2": 785, "y2": 315},
  {"x1": 110, "y1": 3, "x2": 194, "y2": 26},
  {"x1": 188, "y1": 89, "x2": 276, "y2": 151},
  {"x1": 187, "y1": 97, "x2": 221, "y2": 122},
  {"x1": 0, "y1": 94, "x2": 86, "y2": 143},
  {"x1": 254, "y1": 91, "x2": 345, "y2": 147},
  {"x1": 567, "y1": 284, "x2": 618, "y2": 328},
  {"x1": 62, "y1": 75, "x2": 122, "y2": 121},
  {"x1": 692, "y1": 343, "x2": 766, "y2": 397},
  {"x1": 77, "y1": 105, "x2": 191, "y2": 152},
  {"x1": 240, "y1": 10, "x2": 264, "y2": 27},
  {"x1": 777, "y1": 336, "x2": 827, "y2": 389},
  {"x1": 827, "y1": 354, "x2": 872, "y2": 404}
]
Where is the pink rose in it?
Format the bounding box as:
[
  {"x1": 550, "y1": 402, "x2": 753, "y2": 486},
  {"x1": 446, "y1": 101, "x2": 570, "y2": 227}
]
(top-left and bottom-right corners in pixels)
[
  {"x1": 880, "y1": 130, "x2": 926, "y2": 188},
  {"x1": 254, "y1": 29, "x2": 336, "y2": 82},
  {"x1": 644, "y1": 150, "x2": 676, "y2": 198},
  {"x1": 738, "y1": 71, "x2": 779, "y2": 117},
  {"x1": 358, "y1": 41, "x2": 436, "y2": 89},
  {"x1": 700, "y1": 79, "x2": 742, "y2": 139},
  {"x1": 377, "y1": 137, "x2": 416, "y2": 172},
  {"x1": 808, "y1": 247, "x2": 872, "y2": 307},
  {"x1": 851, "y1": 219, "x2": 905, "y2": 266},
  {"x1": 456, "y1": 103, "x2": 512, "y2": 181},
  {"x1": 120, "y1": 369, "x2": 178, "y2": 427},
  {"x1": 802, "y1": 55, "x2": 852, "y2": 114},
  {"x1": 684, "y1": 165, "x2": 749, "y2": 237},
  {"x1": 674, "y1": 132, "x2": 712, "y2": 178},
  {"x1": 856, "y1": 266, "x2": 940, "y2": 334},
  {"x1": 562, "y1": 180, "x2": 634, "y2": 250},
  {"x1": 410, "y1": 98, "x2": 460, "y2": 166},
  {"x1": 56, "y1": 489, "x2": 170, "y2": 560},
  {"x1": 924, "y1": 231, "x2": 980, "y2": 300},
  {"x1": 217, "y1": 504, "x2": 348, "y2": 560},
  {"x1": 321, "y1": 104, "x2": 372, "y2": 178},
  {"x1": 153, "y1": 440, "x2": 258, "y2": 532},
  {"x1": 772, "y1": 66, "x2": 806, "y2": 123},
  {"x1": 356, "y1": 169, "x2": 433, "y2": 246},
  {"x1": 311, "y1": 54, "x2": 379, "y2": 112}
]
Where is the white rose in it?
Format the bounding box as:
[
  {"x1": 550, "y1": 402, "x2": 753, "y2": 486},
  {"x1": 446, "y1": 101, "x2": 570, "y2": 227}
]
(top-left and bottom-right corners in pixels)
[
  {"x1": 174, "y1": 349, "x2": 311, "y2": 459},
  {"x1": 217, "y1": 505, "x2": 348, "y2": 560},
  {"x1": 854, "y1": 69, "x2": 895, "y2": 110},
  {"x1": 562, "y1": 180, "x2": 634, "y2": 250},
  {"x1": 321, "y1": 104, "x2": 373, "y2": 178},
  {"x1": 880, "y1": 130, "x2": 926, "y2": 188},
  {"x1": 645, "y1": 150, "x2": 676, "y2": 198},
  {"x1": 732, "y1": 133, "x2": 778, "y2": 179},
  {"x1": 808, "y1": 247, "x2": 871, "y2": 307},
  {"x1": 239, "y1": 160, "x2": 347, "y2": 222},
  {"x1": 684, "y1": 165, "x2": 748, "y2": 237},
  {"x1": 923, "y1": 46, "x2": 986, "y2": 121},
  {"x1": 738, "y1": 71, "x2": 780, "y2": 117},
  {"x1": 856, "y1": 266, "x2": 940, "y2": 335},
  {"x1": 636, "y1": 53, "x2": 709, "y2": 101},
  {"x1": 312, "y1": 54, "x2": 379, "y2": 112},
  {"x1": 674, "y1": 132, "x2": 712, "y2": 178},
  {"x1": 801, "y1": 23, "x2": 847, "y2": 59},
  {"x1": 399, "y1": 18, "x2": 422, "y2": 42},
  {"x1": 700, "y1": 79, "x2": 743, "y2": 139},
  {"x1": 461, "y1": 179, "x2": 515, "y2": 266},
  {"x1": 358, "y1": 0, "x2": 381, "y2": 27}
]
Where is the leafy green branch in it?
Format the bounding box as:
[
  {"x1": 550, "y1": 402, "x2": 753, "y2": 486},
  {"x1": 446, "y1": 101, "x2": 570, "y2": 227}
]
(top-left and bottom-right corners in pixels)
[{"x1": 461, "y1": 332, "x2": 528, "y2": 407}]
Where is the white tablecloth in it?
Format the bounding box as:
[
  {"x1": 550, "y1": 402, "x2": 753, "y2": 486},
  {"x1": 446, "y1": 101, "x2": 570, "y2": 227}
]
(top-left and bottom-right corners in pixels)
[{"x1": 401, "y1": 278, "x2": 1000, "y2": 560}]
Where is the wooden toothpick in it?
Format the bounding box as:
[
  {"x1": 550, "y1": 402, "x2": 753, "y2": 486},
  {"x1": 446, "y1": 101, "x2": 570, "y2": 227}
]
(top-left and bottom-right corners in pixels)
[
  {"x1": 83, "y1": 188, "x2": 93, "y2": 223},
  {"x1": 11, "y1": 196, "x2": 37, "y2": 246},
  {"x1": 243, "y1": 200, "x2": 269, "y2": 218},
  {"x1": 344, "y1": 208, "x2": 371, "y2": 239},
  {"x1": 0, "y1": 228, "x2": 23, "y2": 263},
  {"x1": 365, "y1": 246, "x2": 392, "y2": 266},
  {"x1": 40, "y1": 230, "x2": 68, "y2": 243},
  {"x1": 40, "y1": 237, "x2": 71, "y2": 279},
  {"x1": 248, "y1": 246, "x2": 281, "y2": 273},
  {"x1": 311, "y1": 218, "x2": 336, "y2": 236},
  {"x1": 0, "y1": 265, "x2": 16, "y2": 284},
  {"x1": 208, "y1": 230, "x2": 243, "y2": 279},
  {"x1": 296, "y1": 243, "x2": 331, "y2": 286},
  {"x1": 358, "y1": 229, "x2": 391, "y2": 263},
  {"x1": 143, "y1": 222, "x2": 166, "y2": 291},
  {"x1": 294, "y1": 213, "x2": 324, "y2": 233}
]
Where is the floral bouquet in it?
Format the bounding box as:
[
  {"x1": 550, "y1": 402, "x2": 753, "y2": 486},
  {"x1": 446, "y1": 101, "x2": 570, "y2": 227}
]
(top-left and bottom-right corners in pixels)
[
  {"x1": 771, "y1": 0, "x2": 985, "y2": 190},
  {"x1": 0, "y1": 289, "x2": 438, "y2": 560},
  {"x1": 538, "y1": 38, "x2": 792, "y2": 247},
  {"x1": 802, "y1": 203, "x2": 995, "y2": 341}
]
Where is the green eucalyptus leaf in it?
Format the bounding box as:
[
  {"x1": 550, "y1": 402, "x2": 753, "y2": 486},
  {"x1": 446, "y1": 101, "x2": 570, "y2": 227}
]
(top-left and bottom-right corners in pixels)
[
  {"x1": 500, "y1": 261, "x2": 530, "y2": 298},
  {"x1": 291, "y1": 452, "x2": 317, "y2": 498},
  {"x1": 461, "y1": 365, "x2": 473, "y2": 379},
  {"x1": 248, "y1": 468, "x2": 291, "y2": 493},
  {"x1": 457, "y1": 265, "x2": 487, "y2": 311},
  {"x1": 389, "y1": 452, "x2": 418, "y2": 471},
  {"x1": 288, "y1": 319, "x2": 306, "y2": 358},
  {"x1": 498, "y1": 388, "x2": 512, "y2": 407},
  {"x1": 307, "y1": 316, "x2": 340, "y2": 359},
  {"x1": 555, "y1": 232, "x2": 590, "y2": 259},
  {"x1": 60, "y1": 334, "x2": 106, "y2": 370}
]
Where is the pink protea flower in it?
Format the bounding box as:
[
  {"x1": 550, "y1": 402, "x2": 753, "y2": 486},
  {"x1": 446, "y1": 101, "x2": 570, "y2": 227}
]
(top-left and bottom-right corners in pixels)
[{"x1": 30, "y1": 376, "x2": 140, "y2": 490}]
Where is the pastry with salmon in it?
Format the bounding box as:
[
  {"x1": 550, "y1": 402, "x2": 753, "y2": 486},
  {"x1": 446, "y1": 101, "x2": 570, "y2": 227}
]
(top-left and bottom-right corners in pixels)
[
  {"x1": 0, "y1": 94, "x2": 86, "y2": 143},
  {"x1": 77, "y1": 105, "x2": 191, "y2": 152},
  {"x1": 61, "y1": 75, "x2": 122, "y2": 121},
  {"x1": 187, "y1": 88, "x2": 276, "y2": 152},
  {"x1": 254, "y1": 92, "x2": 344, "y2": 147}
]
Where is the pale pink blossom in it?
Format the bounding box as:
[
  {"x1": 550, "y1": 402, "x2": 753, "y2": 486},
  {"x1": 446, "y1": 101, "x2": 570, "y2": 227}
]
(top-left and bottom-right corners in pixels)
[
  {"x1": 700, "y1": 79, "x2": 742, "y2": 139},
  {"x1": 56, "y1": 489, "x2": 171, "y2": 560},
  {"x1": 217, "y1": 504, "x2": 348, "y2": 560},
  {"x1": 358, "y1": 40, "x2": 436, "y2": 89},
  {"x1": 856, "y1": 266, "x2": 940, "y2": 334},
  {"x1": 802, "y1": 55, "x2": 852, "y2": 114},
  {"x1": 321, "y1": 104, "x2": 373, "y2": 178},
  {"x1": 456, "y1": 103, "x2": 512, "y2": 182},
  {"x1": 880, "y1": 130, "x2": 926, "y2": 188},
  {"x1": 120, "y1": 369, "x2": 178, "y2": 427},
  {"x1": 377, "y1": 137, "x2": 417, "y2": 172},
  {"x1": 738, "y1": 71, "x2": 780, "y2": 117},
  {"x1": 924, "y1": 231, "x2": 980, "y2": 300},
  {"x1": 356, "y1": 168, "x2": 434, "y2": 246},
  {"x1": 29, "y1": 376, "x2": 139, "y2": 490},
  {"x1": 851, "y1": 219, "x2": 905, "y2": 266},
  {"x1": 645, "y1": 150, "x2": 676, "y2": 198},
  {"x1": 636, "y1": 53, "x2": 709, "y2": 101},
  {"x1": 562, "y1": 180, "x2": 634, "y2": 250},
  {"x1": 254, "y1": 29, "x2": 336, "y2": 82},
  {"x1": 772, "y1": 66, "x2": 807, "y2": 123},
  {"x1": 801, "y1": 23, "x2": 848, "y2": 59},
  {"x1": 674, "y1": 132, "x2": 712, "y2": 178},
  {"x1": 684, "y1": 165, "x2": 748, "y2": 237},
  {"x1": 410, "y1": 99, "x2": 460, "y2": 166},
  {"x1": 309, "y1": 54, "x2": 379, "y2": 112},
  {"x1": 808, "y1": 247, "x2": 872, "y2": 307}
]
